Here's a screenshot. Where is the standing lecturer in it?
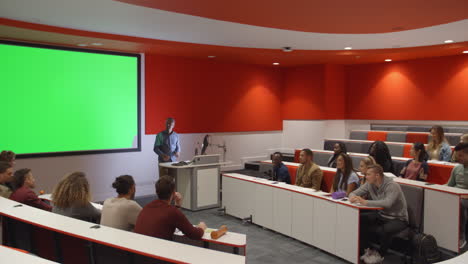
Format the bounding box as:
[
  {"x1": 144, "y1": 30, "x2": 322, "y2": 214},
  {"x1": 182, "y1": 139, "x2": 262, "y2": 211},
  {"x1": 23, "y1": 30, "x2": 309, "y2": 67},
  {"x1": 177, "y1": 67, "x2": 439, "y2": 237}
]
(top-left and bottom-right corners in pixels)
[{"x1": 154, "y1": 118, "x2": 180, "y2": 177}]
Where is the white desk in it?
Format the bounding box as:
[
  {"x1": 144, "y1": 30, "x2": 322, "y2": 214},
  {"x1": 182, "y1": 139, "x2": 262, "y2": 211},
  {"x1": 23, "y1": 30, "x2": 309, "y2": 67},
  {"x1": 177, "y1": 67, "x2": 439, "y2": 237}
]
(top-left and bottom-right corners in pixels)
[
  {"x1": 222, "y1": 173, "x2": 382, "y2": 264},
  {"x1": 39, "y1": 194, "x2": 247, "y2": 255},
  {"x1": 263, "y1": 159, "x2": 467, "y2": 253},
  {"x1": 0, "y1": 245, "x2": 58, "y2": 264},
  {"x1": 0, "y1": 197, "x2": 245, "y2": 264},
  {"x1": 392, "y1": 178, "x2": 468, "y2": 253}
]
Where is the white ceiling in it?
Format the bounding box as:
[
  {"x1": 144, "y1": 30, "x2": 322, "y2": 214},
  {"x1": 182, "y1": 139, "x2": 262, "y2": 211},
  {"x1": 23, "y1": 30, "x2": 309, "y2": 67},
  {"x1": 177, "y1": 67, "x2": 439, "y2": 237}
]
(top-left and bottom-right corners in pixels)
[{"x1": 1, "y1": 0, "x2": 467, "y2": 50}]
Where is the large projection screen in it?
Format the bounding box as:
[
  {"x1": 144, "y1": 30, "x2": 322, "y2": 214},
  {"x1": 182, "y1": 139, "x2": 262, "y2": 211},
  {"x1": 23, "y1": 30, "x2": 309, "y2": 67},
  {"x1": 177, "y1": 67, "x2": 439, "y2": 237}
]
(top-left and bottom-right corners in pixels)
[{"x1": 0, "y1": 41, "x2": 141, "y2": 158}]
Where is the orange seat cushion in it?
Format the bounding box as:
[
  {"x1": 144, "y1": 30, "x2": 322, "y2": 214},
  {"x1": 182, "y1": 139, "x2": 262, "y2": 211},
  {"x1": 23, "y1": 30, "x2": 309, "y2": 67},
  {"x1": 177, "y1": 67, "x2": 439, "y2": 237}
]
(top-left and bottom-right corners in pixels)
[
  {"x1": 367, "y1": 131, "x2": 388, "y2": 141},
  {"x1": 406, "y1": 133, "x2": 429, "y2": 144},
  {"x1": 294, "y1": 149, "x2": 301, "y2": 163},
  {"x1": 402, "y1": 144, "x2": 413, "y2": 158},
  {"x1": 321, "y1": 170, "x2": 335, "y2": 193},
  {"x1": 286, "y1": 166, "x2": 297, "y2": 185},
  {"x1": 427, "y1": 164, "x2": 453, "y2": 184}
]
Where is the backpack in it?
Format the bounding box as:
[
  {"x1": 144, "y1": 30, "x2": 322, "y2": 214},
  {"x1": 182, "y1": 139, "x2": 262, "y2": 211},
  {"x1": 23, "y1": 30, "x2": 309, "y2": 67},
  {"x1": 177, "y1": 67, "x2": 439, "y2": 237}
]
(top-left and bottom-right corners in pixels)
[{"x1": 412, "y1": 233, "x2": 440, "y2": 264}]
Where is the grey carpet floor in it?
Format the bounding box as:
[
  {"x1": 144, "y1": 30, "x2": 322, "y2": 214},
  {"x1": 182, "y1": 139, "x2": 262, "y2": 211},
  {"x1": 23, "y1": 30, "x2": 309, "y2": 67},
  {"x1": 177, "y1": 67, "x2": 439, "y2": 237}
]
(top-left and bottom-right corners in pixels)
[{"x1": 135, "y1": 195, "x2": 409, "y2": 264}]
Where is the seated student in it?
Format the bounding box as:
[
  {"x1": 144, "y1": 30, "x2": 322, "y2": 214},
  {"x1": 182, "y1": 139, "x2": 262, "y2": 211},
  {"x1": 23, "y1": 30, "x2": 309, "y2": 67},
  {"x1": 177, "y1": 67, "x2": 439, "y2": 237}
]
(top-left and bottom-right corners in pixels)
[
  {"x1": 295, "y1": 149, "x2": 323, "y2": 190},
  {"x1": 52, "y1": 172, "x2": 101, "y2": 223},
  {"x1": 10, "y1": 168, "x2": 52, "y2": 211},
  {"x1": 359, "y1": 156, "x2": 376, "y2": 185},
  {"x1": 350, "y1": 165, "x2": 408, "y2": 262},
  {"x1": 100, "y1": 175, "x2": 142, "y2": 231},
  {"x1": 272, "y1": 152, "x2": 291, "y2": 184},
  {"x1": 327, "y1": 142, "x2": 347, "y2": 168},
  {"x1": 427, "y1": 125, "x2": 452, "y2": 162},
  {"x1": 0, "y1": 150, "x2": 16, "y2": 166},
  {"x1": 446, "y1": 143, "x2": 468, "y2": 248},
  {"x1": 368, "y1": 141, "x2": 394, "y2": 173},
  {"x1": 135, "y1": 176, "x2": 206, "y2": 241},
  {"x1": 452, "y1": 134, "x2": 468, "y2": 162},
  {"x1": 330, "y1": 153, "x2": 359, "y2": 196},
  {"x1": 399, "y1": 142, "x2": 429, "y2": 181},
  {"x1": 0, "y1": 161, "x2": 13, "y2": 198}
]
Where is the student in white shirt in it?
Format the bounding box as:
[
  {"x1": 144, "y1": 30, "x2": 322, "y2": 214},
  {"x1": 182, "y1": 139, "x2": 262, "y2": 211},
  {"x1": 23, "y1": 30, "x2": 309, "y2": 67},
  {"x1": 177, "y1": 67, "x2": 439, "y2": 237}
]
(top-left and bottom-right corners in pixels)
[{"x1": 101, "y1": 175, "x2": 142, "y2": 231}]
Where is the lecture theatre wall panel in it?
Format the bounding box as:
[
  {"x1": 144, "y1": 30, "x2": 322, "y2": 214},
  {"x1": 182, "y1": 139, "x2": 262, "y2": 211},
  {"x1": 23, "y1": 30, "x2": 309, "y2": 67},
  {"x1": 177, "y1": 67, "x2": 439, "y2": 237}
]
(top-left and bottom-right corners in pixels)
[
  {"x1": 345, "y1": 55, "x2": 468, "y2": 121},
  {"x1": 145, "y1": 54, "x2": 283, "y2": 134}
]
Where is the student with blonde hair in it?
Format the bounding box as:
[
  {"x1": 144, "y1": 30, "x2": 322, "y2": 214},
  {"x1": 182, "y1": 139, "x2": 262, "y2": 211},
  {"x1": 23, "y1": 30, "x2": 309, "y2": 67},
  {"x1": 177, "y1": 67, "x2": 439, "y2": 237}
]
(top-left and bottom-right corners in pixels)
[
  {"x1": 359, "y1": 156, "x2": 376, "y2": 185},
  {"x1": 52, "y1": 172, "x2": 101, "y2": 223},
  {"x1": 427, "y1": 125, "x2": 452, "y2": 161}
]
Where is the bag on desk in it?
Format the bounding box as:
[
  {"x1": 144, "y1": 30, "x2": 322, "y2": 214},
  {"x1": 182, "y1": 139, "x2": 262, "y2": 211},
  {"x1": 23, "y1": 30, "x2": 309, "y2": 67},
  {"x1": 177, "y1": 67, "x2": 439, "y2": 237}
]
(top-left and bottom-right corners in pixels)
[
  {"x1": 331, "y1": 191, "x2": 346, "y2": 200},
  {"x1": 412, "y1": 233, "x2": 440, "y2": 264}
]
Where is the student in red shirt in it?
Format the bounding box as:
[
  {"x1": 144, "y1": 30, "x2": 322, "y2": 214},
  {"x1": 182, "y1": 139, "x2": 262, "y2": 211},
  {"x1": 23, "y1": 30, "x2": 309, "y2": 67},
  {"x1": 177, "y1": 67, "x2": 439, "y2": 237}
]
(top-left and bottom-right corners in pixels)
[
  {"x1": 10, "y1": 168, "x2": 52, "y2": 211},
  {"x1": 135, "y1": 176, "x2": 206, "y2": 240}
]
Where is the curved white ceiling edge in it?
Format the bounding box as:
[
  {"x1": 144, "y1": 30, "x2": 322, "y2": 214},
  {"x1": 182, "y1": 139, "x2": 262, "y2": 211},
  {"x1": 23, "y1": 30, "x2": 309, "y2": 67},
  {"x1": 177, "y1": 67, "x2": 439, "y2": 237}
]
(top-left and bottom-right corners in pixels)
[{"x1": 1, "y1": 0, "x2": 467, "y2": 50}]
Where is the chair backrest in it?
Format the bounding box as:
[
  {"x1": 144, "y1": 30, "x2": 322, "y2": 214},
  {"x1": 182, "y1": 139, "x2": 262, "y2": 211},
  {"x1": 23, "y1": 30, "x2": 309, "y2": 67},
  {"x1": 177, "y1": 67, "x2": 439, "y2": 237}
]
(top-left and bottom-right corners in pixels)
[
  {"x1": 313, "y1": 152, "x2": 333, "y2": 167},
  {"x1": 350, "y1": 131, "x2": 368, "y2": 140},
  {"x1": 399, "y1": 184, "x2": 424, "y2": 232}
]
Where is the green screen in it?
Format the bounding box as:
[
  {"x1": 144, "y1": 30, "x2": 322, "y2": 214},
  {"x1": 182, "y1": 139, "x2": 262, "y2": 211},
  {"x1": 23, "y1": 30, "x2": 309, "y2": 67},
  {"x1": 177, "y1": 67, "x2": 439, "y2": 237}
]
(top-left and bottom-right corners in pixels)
[{"x1": 1, "y1": 42, "x2": 139, "y2": 156}]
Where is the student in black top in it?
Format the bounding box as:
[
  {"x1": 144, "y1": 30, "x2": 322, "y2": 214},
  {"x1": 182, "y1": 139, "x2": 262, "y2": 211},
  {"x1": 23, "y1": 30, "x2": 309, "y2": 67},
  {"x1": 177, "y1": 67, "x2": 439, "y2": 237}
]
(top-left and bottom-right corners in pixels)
[
  {"x1": 327, "y1": 142, "x2": 347, "y2": 168},
  {"x1": 368, "y1": 141, "x2": 394, "y2": 173}
]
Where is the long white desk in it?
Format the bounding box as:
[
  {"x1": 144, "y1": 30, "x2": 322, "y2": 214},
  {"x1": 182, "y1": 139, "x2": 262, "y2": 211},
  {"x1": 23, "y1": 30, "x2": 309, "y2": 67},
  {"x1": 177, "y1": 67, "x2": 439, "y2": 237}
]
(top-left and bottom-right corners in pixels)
[
  {"x1": 392, "y1": 178, "x2": 468, "y2": 253},
  {"x1": 260, "y1": 160, "x2": 468, "y2": 253},
  {"x1": 0, "y1": 245, "x2": 59, "y2": 264},
  {"x1": 39, "y1": 194, "x2": 247, "y2": 255},
  {"x1": 222, "y1": 172, "x2": 382, "y2": 264},
  {"x1": 0, "y1": 197, "x2": 245, "y2": 264}
]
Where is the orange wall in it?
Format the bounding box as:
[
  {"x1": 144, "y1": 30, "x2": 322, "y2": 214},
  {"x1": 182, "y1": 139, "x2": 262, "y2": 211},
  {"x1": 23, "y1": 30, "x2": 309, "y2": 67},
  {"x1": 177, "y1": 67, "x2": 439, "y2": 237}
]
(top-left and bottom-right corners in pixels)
[
  {"x1": 146, "y1": 54, "x2": 468, "y2": 134},
  {"x1": 145, "y1": 54, "x2": 283, "y2": 134},
  {"x1": 346, "y1": 55, "x2": 468, "y2": 120},
  {"x1": 281, "y1": 64, "x2": 346, "y2": 120},
  {"x1": 281, "y1": 65, "x2": 326, "y2": 119}
]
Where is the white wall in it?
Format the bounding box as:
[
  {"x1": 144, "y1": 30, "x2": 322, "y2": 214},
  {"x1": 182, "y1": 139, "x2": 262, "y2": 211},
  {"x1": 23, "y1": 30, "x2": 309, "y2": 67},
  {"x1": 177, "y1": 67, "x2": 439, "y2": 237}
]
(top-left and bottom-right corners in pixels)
[
  {"x1": 14, "y1": 54, "x2": 282, "y2": 201},
  {"x1": 281, "y1": 120, "x2": 346, "y2": 152}
]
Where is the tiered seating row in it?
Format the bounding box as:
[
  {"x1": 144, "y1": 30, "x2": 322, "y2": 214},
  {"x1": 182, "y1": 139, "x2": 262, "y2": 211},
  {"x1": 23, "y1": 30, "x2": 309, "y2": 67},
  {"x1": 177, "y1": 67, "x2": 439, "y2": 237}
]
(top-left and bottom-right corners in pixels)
[
  {"x1": 371, "y1": 124, "x2": 468, "y2": 134},
  {"x1": 350, "y1": 130, "x2": 461, "y2": 146},
  {"x1": 293, "y1": 147, "x2": 456, "y2": 184},
  {"x1": 0, "y1": 197, "x2": 245, "y2": 264}
]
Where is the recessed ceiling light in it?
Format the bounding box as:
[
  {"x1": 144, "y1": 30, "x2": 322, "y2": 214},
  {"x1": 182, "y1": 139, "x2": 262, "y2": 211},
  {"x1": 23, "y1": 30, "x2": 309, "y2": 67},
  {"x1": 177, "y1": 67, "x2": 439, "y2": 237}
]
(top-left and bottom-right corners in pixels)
[
  {"x1": 463, "y1": 51, "x2": 468, "y2": 54},
  {"x1": 273, "y1": 62, "x2": 280, "y2": 65},
  {"x1": 444, "y1": 40, "x2": 454, "y2": 43},
  {"x1": 385, "y1": 59, "x2": 392, "y2": 62},
  {"x1": 207, "y1": 55, "x2": 216, "y2": 58},
  {"x1": 344, "y1": 47, "x2": 352, "y2": 50},
  {"x1": 91, "y1": 43, "x2": 103, "y2": 46},
  {"x1": 77, "y1": 44, "x2": 88, "y2": 47}
]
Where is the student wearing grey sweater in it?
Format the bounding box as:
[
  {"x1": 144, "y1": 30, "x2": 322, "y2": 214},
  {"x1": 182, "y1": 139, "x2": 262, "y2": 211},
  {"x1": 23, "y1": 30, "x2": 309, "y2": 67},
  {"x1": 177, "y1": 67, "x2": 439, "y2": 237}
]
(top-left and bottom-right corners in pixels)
[{"x1": 350, "y1": 164, "x2": 408, "y2": 261}]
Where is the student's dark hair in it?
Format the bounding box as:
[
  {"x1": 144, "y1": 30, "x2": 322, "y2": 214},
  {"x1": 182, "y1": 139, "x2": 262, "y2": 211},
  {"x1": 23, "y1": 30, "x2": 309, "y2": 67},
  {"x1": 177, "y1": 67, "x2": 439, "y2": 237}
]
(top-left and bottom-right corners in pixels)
[
  {"x1": 271, "y1": 151, "x2": 283, "y2": 160},
  {"x1": 0, "y1": 161, "x2": 12, "y2": 174},
  {"x1": 332, "y1": 153, "x2": 355, "y2": 191},
  {"x1": 335, "y1": 142, "x2": 347, "y2": 154},
  {"x1": 0, "y1": 151, "x2": 15, "y2": 163},
  {"x1": 455, "y1": 143, "x2": 468, "y2": 154},
  {"x1": 156, "y1": 175, "x2": 175, "y2": 200},
  {"x1": 368, "y1": 141, "x2": 394, "y2": 173},
  {"x1": 112, "y1": 175, "x2": 135, "y2": 195},
  {"x1": 12, "y1": 168, "x2": 31, "y2": 190},
  {"x1": 301, "y1": 148, "x2": 314, "y2": 158},
  {"x1": 367, "y1": 164, "x2": 384, "y2": 177},
  {"x1": 413, "y1": 142, "x2": 428, "y2": 162},
  {"x1": 166, "y1": 117, "x2": 175, "y2": 123}
]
